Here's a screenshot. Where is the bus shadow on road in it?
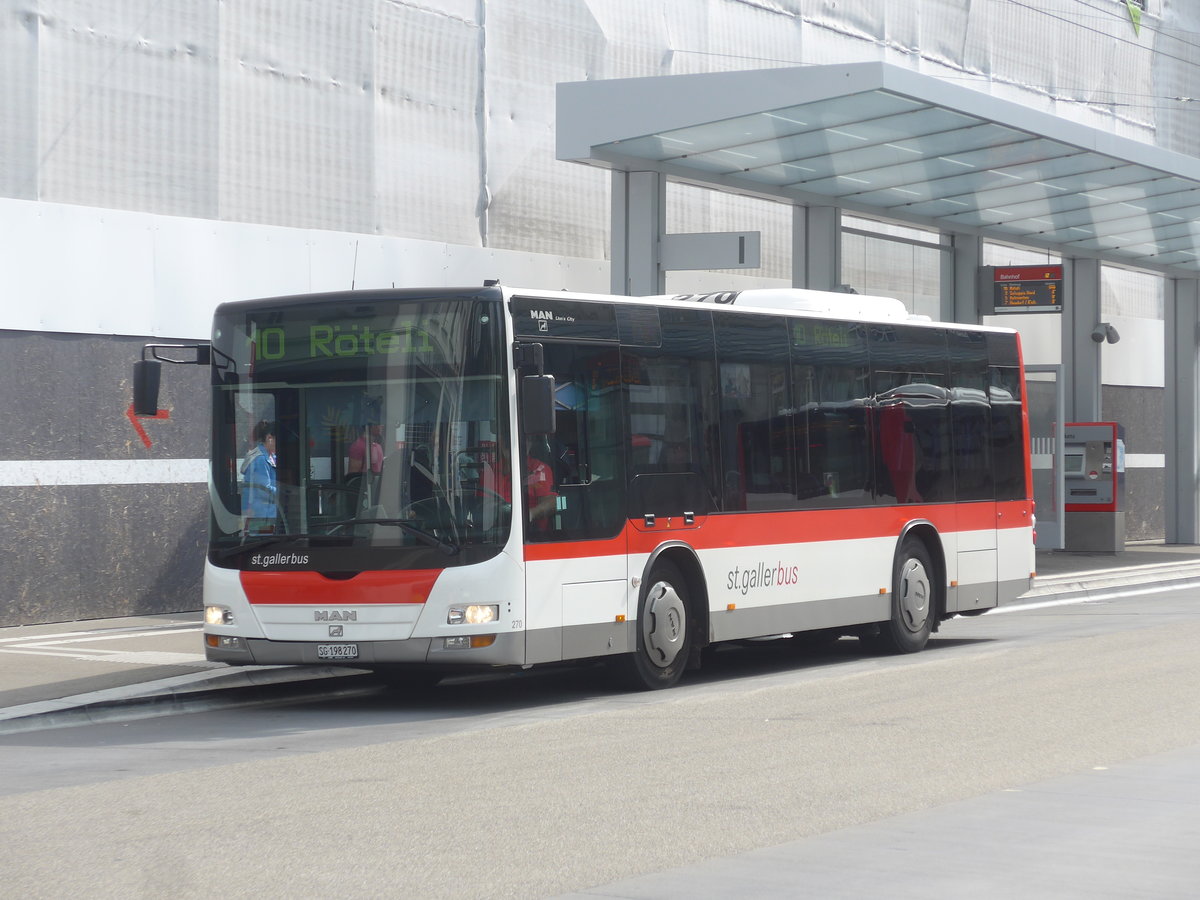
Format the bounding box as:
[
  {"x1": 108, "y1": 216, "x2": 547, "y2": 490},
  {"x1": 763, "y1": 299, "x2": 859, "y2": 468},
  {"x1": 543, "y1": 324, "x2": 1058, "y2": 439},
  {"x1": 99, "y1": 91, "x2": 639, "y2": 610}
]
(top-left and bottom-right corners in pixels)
[
  {"x1": 683, "y1": 633, "x2": 992, "y2": 686},
  {"x1": 336, "y1": 632, "x2": 998, "y2": 713},
  {"x1": 0, "y1": 635, "x2": 996, "y2": 754},
  {"x1": 281, "y1": 631, "x2": 1000, "y2": 714}
]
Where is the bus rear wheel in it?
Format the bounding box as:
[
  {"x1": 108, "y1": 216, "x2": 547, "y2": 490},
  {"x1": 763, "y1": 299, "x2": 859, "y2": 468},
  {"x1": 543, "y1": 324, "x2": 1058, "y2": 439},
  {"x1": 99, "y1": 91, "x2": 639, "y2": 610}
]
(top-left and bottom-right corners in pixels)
[
  {"x1": 865, "y1": 536, "x2": 935, "y2": 654},
  {"x1": 613, "y1": 560, "x2": 692, "y2": 690}
]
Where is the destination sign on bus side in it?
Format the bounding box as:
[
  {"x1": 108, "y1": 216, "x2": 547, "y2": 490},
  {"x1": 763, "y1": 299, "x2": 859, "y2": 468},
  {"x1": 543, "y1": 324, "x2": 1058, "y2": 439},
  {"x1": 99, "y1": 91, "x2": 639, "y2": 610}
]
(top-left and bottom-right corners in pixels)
[
  {"x1": 989, "y1": 265, "x2": 1063, "y2": 314},
  {"x1": 791, "y1": 320, "x2": 857, "y2": 349}
]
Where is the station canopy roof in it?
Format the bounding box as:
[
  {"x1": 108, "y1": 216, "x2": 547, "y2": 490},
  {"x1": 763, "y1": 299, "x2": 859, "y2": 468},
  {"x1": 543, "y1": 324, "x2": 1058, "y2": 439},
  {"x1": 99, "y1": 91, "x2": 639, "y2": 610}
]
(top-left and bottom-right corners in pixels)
[{"x1": 557, "y1": 62, "x2": 1200, "y2": 277}]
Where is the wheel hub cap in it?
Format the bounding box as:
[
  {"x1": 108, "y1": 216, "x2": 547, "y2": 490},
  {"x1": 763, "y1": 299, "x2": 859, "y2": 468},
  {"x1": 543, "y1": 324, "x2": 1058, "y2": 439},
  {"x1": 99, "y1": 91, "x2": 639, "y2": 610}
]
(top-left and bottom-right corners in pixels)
[
  {"x1": 898, "y1": 559, "x2": 930, "y2": 633},
  {"x1": 643, "y1": 581, "x2": 686, "y2": 667}
]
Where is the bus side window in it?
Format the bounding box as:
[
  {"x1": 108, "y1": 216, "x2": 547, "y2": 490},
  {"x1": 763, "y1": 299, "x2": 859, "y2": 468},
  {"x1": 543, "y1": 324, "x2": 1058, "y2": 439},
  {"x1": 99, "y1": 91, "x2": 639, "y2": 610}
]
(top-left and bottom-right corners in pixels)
[
  {"x1": 528, "y1": 343, "x2": 626, "y2": 541},
  {"x1": 622, "y1": 306, "x2": 721, "y2": 513},
  {"x1": 791, "y1": 322, "x2": 873, "y2": 509},
  {"x1": 990, "y1": 365, "x2": 1026, "y2": 500},
  {"x1": 870, "y1": 325, "x2": 952, "y2": 505},
  {"x1": 948, "y1": 329, "x2": 993, "y2": 502},
  {"x1": 715, "y1": 313, "x2": 794, "y2": 512}
]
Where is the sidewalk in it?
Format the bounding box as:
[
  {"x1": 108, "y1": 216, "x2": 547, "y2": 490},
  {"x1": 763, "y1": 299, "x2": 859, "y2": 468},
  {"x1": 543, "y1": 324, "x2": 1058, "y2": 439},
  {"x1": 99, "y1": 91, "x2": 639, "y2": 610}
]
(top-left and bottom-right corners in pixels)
[{"x1": 2, "y1": 543, "x2": 1199, "y2": 734}]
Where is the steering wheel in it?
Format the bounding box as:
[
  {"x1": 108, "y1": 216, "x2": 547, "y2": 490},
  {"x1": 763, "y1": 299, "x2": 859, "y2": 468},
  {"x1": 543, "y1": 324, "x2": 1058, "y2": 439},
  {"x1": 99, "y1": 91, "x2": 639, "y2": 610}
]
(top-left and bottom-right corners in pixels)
[{"x1": 406, "y1": 495, "x2": 461, "y2": 542}]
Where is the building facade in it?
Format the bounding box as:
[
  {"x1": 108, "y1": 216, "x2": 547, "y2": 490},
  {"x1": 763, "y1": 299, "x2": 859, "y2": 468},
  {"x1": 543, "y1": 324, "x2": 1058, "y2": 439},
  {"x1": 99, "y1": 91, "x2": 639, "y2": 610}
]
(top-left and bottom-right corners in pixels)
[{"x1": 2, "y1": 0, "x2": 1196, "y2": 624}]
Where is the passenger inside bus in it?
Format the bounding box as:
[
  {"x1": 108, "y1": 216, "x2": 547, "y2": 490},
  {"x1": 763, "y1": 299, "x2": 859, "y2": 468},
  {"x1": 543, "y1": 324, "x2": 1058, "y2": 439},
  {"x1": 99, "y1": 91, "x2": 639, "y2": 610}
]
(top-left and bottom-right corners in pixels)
[
  {"x1": 346, "y1": 422, "x2": 384, "y2": 475},
  {"x1": 482, "y1": 439, "x2": 556, "y2": 527},
  {"x1": 241, "y1": 420, "x2": 278, "y2": 531}
]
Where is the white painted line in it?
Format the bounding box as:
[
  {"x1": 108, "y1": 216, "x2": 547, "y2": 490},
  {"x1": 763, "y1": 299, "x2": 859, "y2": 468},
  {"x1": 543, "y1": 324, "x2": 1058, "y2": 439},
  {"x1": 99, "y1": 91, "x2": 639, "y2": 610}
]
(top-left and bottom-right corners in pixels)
[
  {"x1": 0, "y1": 624, "x2": 200, "y2": 644},
  {"x1": 0, "y1": 648, "x2": 215, "y2": 666},
  {"x1": 10, "y1": 627, "x2": 202, "y2": 648},
  {"x1": 0, "y1": 626, "x2": 208, "y2": 666},
  {"x1": 1127, "y1": 453, "x2": 1165, "y2": 468},
  {"x1": 0, "y1": 458, "x2": 207, "y2": 486},
  {"x1": 997, "y1": 578, "x2": 1200, "y2": 614},
  {"x1": 1034, "y1": 560, "x2": 1200, "y2": 582},
  {"x1": 1030, "y1": 453, "x2": 1163, "y2": 470}
]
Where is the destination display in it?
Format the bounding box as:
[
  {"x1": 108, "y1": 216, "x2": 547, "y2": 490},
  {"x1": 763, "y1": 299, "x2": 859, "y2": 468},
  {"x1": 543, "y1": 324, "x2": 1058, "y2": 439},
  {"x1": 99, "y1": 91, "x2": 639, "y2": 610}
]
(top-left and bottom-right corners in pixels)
[
  {"x1": 216, "y1": 297, "x2": 504, "y2": 375},
  {"x1": 989, "y1": 265, "x2": 1063, "y2": 314}
]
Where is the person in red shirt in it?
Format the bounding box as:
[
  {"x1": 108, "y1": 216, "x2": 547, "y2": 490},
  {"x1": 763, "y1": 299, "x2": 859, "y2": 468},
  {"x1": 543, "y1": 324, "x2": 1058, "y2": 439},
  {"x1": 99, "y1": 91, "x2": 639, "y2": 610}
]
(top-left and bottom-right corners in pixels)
[
  {"x1": 481, "y1": 441, "x2": 556, "y2": 527},
  {"x1": 347, "y1": 423, "x2": 384, "y2": 475}
]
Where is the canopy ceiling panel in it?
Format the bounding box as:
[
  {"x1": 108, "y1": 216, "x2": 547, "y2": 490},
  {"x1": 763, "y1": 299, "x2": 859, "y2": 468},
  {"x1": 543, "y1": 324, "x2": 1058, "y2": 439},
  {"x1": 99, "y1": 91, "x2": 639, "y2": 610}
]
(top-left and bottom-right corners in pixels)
[{"x1": 558, "y1": 62, "x2": 1200, "y2": 276}]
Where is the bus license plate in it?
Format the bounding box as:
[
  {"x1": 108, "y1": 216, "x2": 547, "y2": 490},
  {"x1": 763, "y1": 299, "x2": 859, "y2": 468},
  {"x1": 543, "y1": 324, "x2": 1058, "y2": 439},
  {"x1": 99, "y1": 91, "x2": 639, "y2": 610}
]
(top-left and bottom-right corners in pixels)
[{"x1": 317, "y1": 643, "x2": 359, "y2": 661}]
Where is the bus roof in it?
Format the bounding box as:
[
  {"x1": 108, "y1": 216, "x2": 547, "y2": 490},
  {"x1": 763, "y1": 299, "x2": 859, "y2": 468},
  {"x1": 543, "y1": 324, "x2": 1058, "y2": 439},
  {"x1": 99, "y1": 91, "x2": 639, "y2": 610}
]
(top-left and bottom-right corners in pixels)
[
  {"x1": 507, "y1": 286, "x2": 1012, "y2": 333},
  {"x1": 219, "y1": 284, "x2": 1014, "y2": 335}
]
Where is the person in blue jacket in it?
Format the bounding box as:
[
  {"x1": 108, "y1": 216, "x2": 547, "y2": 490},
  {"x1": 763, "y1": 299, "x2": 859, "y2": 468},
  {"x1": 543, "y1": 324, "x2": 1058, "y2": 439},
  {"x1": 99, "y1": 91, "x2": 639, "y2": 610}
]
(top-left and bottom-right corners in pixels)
[{"x1": 241, "y1": 420, "x2": 278, "y2": 528}]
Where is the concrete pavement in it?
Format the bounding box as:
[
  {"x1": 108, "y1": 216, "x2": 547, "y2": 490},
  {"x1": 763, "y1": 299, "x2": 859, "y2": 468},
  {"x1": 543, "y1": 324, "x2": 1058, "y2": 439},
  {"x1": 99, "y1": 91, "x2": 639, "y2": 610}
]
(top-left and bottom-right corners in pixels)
[
  {"x1": 555, "y1": 743, "x2": 1200, "y2": 900},
  {"x1": 2, "y1": 542, "x2": 1199, "y2": 735},
  {"x1": 3, "y1": 543, "x2": 1199, "y2": 899}
]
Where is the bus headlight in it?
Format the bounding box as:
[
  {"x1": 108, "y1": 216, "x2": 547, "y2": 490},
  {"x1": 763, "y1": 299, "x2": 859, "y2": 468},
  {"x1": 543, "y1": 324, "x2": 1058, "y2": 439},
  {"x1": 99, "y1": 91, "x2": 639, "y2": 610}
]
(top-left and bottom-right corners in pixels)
[
  {"x1": 447, "y1": 605, "x2": 499, "y2": 625},
  {"x1": 205, "y1": 605, "x2": 234, "y2": 626}
]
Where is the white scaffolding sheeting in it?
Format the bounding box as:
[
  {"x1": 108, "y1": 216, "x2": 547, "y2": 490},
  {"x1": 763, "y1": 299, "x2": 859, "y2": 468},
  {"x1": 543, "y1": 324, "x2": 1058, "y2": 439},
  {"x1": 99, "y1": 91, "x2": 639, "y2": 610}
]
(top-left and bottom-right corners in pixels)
[{"x1": 1, "y1": 0, "x2": 1198, "y2": 337}]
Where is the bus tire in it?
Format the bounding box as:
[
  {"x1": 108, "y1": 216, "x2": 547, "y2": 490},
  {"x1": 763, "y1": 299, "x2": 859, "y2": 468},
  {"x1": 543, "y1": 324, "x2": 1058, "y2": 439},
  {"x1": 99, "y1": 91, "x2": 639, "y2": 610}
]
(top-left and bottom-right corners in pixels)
[
  {"x1": 614, "y1": 559, "x2": 692, "y2": 690},
  {"x1": 866, "y1": 536, "x2": 935, "y2": 654}
]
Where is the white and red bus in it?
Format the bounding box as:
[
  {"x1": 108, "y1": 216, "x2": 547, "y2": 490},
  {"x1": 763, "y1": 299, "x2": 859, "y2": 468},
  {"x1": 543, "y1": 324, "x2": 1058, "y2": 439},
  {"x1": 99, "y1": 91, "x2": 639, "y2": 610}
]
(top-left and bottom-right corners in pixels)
[{"x1": 136, "y1": 284, "x2": 1034, "y2": 689}]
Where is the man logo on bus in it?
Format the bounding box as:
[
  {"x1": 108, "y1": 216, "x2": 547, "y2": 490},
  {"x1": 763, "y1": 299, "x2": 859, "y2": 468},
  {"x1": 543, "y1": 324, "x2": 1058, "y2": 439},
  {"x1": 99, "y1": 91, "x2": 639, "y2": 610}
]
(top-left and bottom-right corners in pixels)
[{"x1": 314, "y1": 610, "x2": 357, "y2": 622}]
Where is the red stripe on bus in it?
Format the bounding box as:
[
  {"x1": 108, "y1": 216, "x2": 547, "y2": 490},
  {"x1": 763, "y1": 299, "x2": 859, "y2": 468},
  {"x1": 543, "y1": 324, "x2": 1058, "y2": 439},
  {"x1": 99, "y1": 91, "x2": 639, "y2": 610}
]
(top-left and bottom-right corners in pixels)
[
  {"x1": 1017, "y1": 345, "x2": 1035, "y2": 500},
  {"x1": 241, "y1": 569, "x2": 441, "y2": 605},
  {"x1": 524, "y1": 500, "x2": 1032, "y2": 561}
]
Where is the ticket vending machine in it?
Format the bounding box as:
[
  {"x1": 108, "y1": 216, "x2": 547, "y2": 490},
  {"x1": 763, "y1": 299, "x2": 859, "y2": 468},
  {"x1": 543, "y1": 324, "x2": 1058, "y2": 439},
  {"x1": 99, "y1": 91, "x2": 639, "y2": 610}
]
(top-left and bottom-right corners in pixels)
[{"x1": 1063, "y1": 422, "x2": 1125, "y2": 553}]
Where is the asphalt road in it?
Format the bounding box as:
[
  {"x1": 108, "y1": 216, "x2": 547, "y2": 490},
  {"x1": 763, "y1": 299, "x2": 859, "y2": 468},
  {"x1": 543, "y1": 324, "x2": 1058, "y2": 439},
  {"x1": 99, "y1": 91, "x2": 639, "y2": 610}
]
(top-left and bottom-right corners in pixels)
[{"x1": 2, "y1": 590, "x2": 1199, "y2": 899}]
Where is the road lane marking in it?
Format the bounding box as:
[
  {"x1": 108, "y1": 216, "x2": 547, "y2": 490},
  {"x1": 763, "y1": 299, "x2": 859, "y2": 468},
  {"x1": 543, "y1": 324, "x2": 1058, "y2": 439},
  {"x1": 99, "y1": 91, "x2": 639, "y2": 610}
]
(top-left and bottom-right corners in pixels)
[
  {"x1": 0, "y1": 626, "x2": 210, "y2": 667},
  {"x1": 997, "y1": 579, "x2": 1200, "y2": 614}
]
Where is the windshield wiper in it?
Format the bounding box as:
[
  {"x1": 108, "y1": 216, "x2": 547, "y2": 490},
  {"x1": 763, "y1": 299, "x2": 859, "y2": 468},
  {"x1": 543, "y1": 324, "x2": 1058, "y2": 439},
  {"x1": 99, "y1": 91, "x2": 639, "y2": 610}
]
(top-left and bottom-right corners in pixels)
[{"x1": 326, "y1": 517, "x2": 460, "y2": 556}]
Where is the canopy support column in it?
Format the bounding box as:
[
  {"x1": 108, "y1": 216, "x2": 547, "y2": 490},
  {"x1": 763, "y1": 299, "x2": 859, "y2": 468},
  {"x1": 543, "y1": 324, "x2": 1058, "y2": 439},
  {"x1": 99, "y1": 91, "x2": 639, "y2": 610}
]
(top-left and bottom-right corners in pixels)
[
  {"x1": 1166, "y1": 278, "x2": 1200, "y2": 544},
  {"x1": 1063, "y1": 258, "x2": 1103, "y2": 422},
  {"x1": 611, "y1": 171, "x2": 665, "y2": 296},
  {"x1": 945, "y1": 232, "x2": 983, "y2": 325},
  {"x1": 792, "y1": 205, "x2": 841, "y2": 291}
]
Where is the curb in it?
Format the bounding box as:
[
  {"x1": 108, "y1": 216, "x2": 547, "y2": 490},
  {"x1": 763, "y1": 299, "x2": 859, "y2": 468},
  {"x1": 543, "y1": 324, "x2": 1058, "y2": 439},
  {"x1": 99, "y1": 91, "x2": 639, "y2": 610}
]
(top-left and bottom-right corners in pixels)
[
  {"x1": 0, "y1": 665, "x2": 373, "y2": 736},
  {"x1": 1018, "y1": 560, "x2": 1200, "y2": 605}
]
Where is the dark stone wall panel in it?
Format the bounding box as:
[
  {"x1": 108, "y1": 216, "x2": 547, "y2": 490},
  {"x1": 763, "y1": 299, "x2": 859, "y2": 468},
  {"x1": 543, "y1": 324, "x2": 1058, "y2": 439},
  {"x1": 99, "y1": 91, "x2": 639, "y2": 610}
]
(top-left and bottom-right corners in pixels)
[
  {"x1": 0, "y1": 330, "x2": 211, "y2": 625},
  {"x1": 1124, "y1": 468, "x2": 1164, "y2": 542},
  {"x1": 1103, "y1": 384, "x2": 1162, "y2": 455},
  {"x1": 0, "y1": 330, "x2": 209, "y2": 460},
  {"x1": 1103, "y1": 385, "x2": 1165, "y2": 541},
  {"x1": 0, "y1": 484, "x2": 206, "y2": 626}
]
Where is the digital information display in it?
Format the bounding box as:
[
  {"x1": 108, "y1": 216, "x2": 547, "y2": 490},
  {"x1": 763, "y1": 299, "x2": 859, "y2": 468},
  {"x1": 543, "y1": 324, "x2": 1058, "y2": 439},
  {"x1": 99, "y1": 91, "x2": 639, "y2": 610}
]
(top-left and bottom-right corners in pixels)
[{"x1": 988, "y1": 265, "x2": 1063, "y2": 314}]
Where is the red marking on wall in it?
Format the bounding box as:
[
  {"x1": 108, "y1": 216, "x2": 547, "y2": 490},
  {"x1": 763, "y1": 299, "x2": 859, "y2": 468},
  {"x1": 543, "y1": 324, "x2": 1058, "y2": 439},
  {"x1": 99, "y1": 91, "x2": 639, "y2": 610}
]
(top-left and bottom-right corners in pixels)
[{"x1": 127, "y1": 402, "x2": 170, "y2": 449}]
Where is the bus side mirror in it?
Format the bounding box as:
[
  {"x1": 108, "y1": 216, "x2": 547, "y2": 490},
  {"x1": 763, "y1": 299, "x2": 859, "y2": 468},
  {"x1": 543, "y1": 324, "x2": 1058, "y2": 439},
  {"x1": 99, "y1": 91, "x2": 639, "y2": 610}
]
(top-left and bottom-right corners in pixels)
[
  {"x1": 521, "y1": 374, "x2": 556, "y2": 435},
  {"x1": 132, "y1": 359, "x2": 162, "y2": 416},
  {"x1": 132, "y1": 342, "x2": 214, "y2": 416}
]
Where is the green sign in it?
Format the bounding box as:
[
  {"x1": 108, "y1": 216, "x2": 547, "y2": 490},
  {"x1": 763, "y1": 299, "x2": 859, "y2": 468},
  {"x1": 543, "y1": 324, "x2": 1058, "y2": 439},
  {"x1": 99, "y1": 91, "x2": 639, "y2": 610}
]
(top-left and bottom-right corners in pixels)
[{"x1": 255, "y1": 322, "x2": 434, "y2": 363}]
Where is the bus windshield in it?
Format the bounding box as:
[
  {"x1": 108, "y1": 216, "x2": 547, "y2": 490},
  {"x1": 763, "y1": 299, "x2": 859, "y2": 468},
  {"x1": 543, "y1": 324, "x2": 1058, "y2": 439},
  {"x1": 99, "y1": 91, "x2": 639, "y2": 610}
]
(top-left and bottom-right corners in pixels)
[{"x1": 209, "y1": 294, "x2": 510, "y2": 570}]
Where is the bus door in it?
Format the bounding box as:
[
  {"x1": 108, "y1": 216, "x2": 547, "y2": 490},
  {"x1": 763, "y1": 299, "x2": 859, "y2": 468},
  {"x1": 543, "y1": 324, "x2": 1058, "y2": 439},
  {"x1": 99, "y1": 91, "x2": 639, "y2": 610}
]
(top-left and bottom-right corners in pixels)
[
  {"x1": 521, "y1": 342, "x2": 630, "y2": 664},
  {"x1": 952, "y1": 387, "x2": 999, "y2": 613}
]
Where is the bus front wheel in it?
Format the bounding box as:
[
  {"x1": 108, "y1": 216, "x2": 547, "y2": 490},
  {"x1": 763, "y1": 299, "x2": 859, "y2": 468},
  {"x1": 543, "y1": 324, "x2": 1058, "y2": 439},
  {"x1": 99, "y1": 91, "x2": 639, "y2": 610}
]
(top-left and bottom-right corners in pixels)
[
  {"x1": 865, "y1": 536, "x2": 935, "y2": 654},
  {"x1": 614, "y1": 560, "x2": 692, "y2": 690}
]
